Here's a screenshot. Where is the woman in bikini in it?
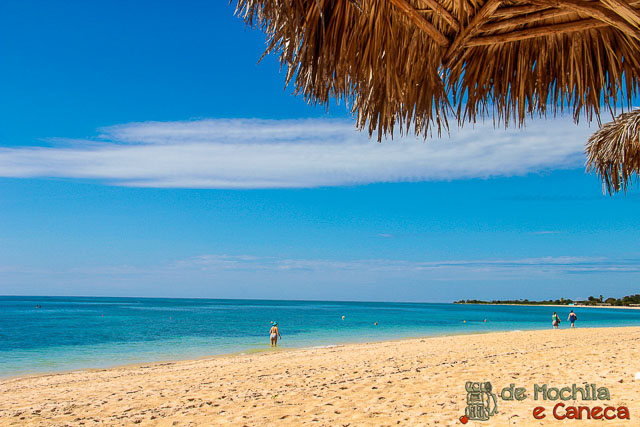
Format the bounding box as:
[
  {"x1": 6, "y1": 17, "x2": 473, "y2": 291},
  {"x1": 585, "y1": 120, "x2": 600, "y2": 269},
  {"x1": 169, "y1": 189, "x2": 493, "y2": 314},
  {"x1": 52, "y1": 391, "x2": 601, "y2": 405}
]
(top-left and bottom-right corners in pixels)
[{"x1": 270, "y1": 322, "x2": 282, "y2": 347}]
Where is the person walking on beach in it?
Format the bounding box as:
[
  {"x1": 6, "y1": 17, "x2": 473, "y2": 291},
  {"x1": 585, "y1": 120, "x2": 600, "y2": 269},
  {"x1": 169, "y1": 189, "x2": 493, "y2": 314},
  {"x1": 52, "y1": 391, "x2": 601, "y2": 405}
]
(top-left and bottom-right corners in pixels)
[
  {"x1": 270, "y1": 322, "x2": 281, "y2": 347},
  {"x1": 552, "y1": 312, "x2": 561, "y2": 329},
  {"x1": 568, "y1": 310, "x2": 577, "y2": 328}
]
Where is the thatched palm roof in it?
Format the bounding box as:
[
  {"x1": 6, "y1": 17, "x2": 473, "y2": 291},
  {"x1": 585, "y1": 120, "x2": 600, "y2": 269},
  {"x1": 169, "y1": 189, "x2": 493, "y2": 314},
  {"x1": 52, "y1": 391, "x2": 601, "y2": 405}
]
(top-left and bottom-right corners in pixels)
[
  {"x1": 235, "y1": 0, "x2": 640, "y2": 141},
  {"x1": 586, "y1": 108, "x2": 640, "y2": 194}
]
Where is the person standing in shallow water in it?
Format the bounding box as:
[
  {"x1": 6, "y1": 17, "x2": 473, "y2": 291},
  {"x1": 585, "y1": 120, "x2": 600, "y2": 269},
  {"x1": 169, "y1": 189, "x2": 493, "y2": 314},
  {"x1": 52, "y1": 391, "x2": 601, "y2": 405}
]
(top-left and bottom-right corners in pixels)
[
  {"x1": 552, "y1": 312, "x2": 561, "y2": 329},
  {"x1": 568, "y1": 310, "x2": 577, "y2": 328},
  {"x1": 270, "y1": 322, "x2": 282, "y2": 347}
]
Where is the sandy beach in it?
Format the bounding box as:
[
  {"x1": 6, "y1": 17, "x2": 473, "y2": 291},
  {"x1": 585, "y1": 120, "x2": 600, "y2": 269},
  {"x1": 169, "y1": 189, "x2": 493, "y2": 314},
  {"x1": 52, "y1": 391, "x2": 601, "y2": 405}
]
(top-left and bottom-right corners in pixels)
[{"x1": 1, "y1": 327, "x2": 638, "y2": 426}]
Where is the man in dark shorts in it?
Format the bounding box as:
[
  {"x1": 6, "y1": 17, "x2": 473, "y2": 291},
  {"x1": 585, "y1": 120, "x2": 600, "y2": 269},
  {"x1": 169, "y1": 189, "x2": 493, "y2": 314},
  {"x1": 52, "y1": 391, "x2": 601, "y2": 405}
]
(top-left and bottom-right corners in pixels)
[{"x1": 568, "y1": 310, "x2": 577, "y2": 328}]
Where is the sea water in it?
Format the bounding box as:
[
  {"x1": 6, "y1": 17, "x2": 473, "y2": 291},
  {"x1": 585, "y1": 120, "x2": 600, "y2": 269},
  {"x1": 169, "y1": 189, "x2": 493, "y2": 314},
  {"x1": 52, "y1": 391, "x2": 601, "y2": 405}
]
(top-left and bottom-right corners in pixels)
[{"x1": 2, "y1": 296, "x2": 640, "y2": 377}]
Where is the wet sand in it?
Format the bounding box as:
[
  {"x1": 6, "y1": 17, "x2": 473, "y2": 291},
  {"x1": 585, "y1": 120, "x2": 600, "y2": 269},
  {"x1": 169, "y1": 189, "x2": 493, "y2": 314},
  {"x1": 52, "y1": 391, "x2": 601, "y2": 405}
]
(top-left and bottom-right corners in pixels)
[{"x1": 1, "y1": 327, "x2": 639, "y2": 426}]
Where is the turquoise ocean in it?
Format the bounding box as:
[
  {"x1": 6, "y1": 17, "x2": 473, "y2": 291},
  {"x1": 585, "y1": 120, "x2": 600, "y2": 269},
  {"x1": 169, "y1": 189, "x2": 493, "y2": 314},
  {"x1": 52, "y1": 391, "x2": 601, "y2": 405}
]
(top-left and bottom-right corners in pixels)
[{"x1": 2, "y1": 296, "x2": 640, "y2": 378}]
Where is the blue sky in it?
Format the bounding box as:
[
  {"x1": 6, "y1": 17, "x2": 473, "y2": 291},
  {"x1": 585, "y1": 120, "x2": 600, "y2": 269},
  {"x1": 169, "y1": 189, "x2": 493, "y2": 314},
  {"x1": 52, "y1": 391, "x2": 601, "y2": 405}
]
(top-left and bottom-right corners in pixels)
[{"x1": 1, "y1": 0, "x2": 639, "y2": 302}]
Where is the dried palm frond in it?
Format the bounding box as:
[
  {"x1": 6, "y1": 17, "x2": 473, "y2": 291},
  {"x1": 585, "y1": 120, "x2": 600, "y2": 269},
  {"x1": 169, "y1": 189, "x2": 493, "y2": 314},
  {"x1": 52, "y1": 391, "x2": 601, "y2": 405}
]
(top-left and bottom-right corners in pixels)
[
  {"x1": 586, "y1": 109, "x2": 640, "y2": 194},
  {"x1": 233, "y1": 0, "x2": 640, "y2": 140}
]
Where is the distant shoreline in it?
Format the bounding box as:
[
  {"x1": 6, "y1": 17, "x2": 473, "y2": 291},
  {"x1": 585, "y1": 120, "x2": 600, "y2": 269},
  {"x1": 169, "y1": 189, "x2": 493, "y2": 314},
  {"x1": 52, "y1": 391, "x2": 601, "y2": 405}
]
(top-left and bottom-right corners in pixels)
[{"x1": 455, "y1": 302, "x2": 640, "y2": 310}]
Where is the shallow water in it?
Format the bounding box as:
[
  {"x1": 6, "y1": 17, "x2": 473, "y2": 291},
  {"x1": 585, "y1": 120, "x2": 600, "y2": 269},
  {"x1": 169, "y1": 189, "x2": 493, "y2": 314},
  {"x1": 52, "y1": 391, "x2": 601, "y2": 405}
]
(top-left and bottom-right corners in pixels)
[{"x1": 2, "y1": 296, "x2": 640, "y2": 377}]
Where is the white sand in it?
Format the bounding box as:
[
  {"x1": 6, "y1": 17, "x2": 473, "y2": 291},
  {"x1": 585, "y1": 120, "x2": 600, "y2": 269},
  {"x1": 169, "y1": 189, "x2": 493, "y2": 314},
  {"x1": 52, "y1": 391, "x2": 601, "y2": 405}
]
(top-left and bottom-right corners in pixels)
[{"x1": 1, "y1": 327, "x2": 639, "y2": 426}]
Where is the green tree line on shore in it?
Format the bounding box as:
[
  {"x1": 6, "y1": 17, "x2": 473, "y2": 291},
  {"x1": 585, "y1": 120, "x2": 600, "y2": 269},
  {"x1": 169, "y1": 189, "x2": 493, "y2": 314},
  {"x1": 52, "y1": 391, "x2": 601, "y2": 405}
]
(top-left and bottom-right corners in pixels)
[{"x1": 454, "y1": 294, "x2": 640, "y2": 306}]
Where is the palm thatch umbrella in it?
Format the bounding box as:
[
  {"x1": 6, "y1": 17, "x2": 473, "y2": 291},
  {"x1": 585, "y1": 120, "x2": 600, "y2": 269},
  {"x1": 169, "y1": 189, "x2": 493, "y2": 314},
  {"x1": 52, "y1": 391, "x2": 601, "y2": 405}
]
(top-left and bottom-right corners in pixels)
[
  {"x1": 586, "y1": 109, "x2": 640, "y2": 194},
  {"x1": 234, "y1": 0, "x2": 640, "y2": 187}
]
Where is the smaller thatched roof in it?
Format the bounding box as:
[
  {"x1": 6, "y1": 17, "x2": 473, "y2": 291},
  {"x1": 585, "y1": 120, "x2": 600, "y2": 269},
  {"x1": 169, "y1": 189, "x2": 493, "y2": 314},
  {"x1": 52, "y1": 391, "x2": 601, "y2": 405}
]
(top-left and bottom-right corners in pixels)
[{"x1": 586, "y1": 109, "x2": 640, "y2": 194}]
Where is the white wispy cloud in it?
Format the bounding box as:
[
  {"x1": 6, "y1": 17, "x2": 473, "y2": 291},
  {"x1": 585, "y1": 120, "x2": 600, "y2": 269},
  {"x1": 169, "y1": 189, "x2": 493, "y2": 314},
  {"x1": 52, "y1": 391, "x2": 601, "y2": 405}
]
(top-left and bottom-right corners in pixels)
[
  {"x1": 0, "y1": 117, "x2": 593, "y2": 189},
  {"x1": 3, "y1": 254, "x2": 638, "y2": 300},
  {"x1": 171, "y1": 254, "x2": 640, "y2": 275},
  {"x1": 10, "y1": 254, "x2": 633, "y2": 277}
]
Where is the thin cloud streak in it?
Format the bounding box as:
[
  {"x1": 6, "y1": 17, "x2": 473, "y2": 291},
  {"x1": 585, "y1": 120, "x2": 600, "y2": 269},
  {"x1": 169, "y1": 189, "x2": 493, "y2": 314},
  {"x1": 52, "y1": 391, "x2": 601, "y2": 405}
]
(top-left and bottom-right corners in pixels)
[
  {"x1": 0, "y1": 117, "x2": 592, "y2": 189},
  {"x1": 173, "y1": 254, "x2": 640, "y2": 275},
  {"x1": 3, "y1": 254, "x2": 639, "y2": 298}
]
